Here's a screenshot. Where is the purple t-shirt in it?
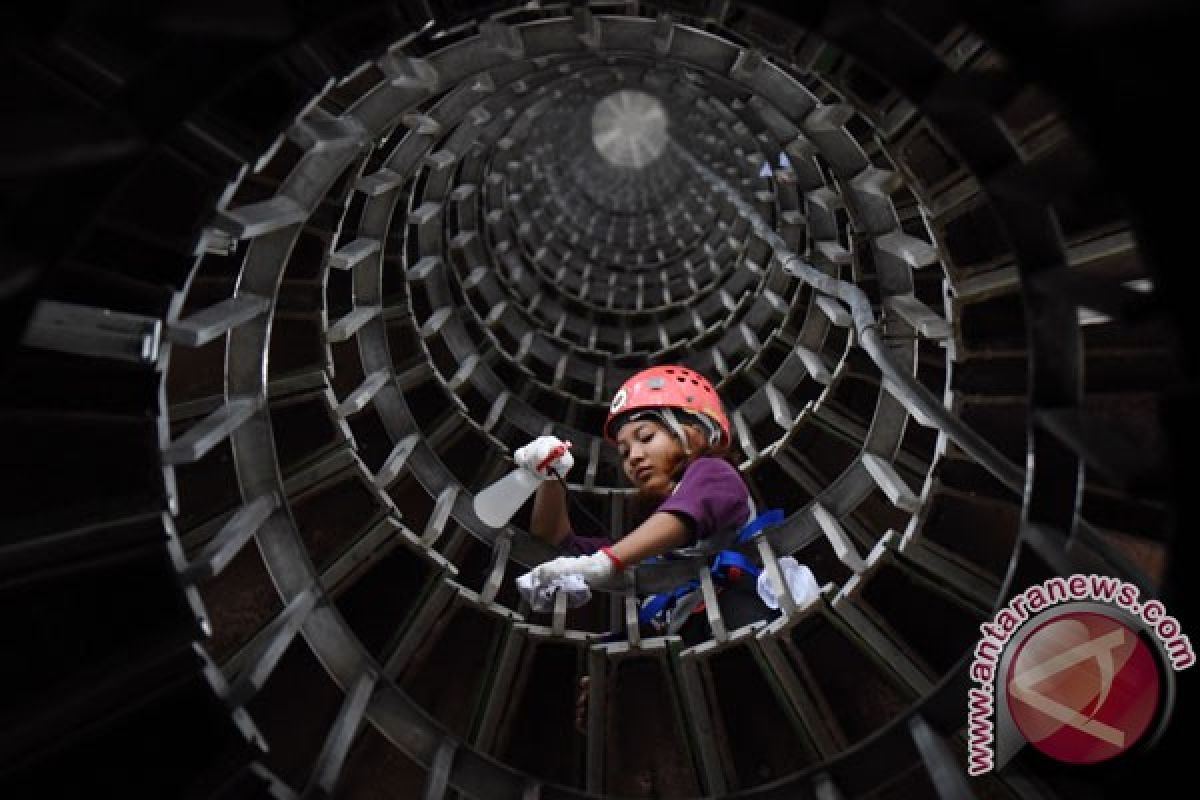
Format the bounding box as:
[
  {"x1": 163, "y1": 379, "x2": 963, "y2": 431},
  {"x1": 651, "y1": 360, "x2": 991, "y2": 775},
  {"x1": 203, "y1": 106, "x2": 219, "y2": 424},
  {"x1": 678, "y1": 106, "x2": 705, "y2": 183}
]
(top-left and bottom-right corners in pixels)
[{"x1": 561, "y1": 457, "x2": 751, "y2": 554}]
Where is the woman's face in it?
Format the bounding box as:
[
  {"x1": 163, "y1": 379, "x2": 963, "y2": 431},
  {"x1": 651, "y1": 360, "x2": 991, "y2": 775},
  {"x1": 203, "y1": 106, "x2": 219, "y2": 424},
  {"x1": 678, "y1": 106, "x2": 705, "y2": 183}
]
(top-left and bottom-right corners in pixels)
[{"x1": 615, "y1": 418, "x2": 686, "y2": 498}]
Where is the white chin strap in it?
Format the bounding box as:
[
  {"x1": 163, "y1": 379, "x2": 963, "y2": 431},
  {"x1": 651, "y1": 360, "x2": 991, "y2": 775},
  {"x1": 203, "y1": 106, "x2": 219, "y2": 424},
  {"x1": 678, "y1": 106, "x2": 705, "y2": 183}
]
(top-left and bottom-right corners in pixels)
[{"x1": 659, "y1": 408, "x2": 692, "y2": 455}]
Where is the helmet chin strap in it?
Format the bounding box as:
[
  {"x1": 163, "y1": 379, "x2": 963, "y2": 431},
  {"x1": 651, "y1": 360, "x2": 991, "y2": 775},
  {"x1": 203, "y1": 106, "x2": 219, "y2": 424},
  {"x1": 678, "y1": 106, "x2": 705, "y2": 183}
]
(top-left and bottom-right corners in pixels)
[{"x1": 659, "y1": 408, "x2": 692, "y2": 456}]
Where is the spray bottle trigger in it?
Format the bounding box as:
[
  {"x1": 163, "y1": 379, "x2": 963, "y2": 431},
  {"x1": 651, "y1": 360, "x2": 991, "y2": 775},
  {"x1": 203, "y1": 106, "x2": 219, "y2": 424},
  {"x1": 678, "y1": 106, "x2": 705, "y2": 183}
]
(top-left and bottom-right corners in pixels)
[{"x1": 536, "y1": 440, "x2": 573, "y2": 473}]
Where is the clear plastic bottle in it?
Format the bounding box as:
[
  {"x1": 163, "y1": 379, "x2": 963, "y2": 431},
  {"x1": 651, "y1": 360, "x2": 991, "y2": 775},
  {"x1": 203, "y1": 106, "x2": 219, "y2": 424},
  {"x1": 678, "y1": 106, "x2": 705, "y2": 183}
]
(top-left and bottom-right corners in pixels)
[{"x1": 473, "y1": 468, "x2": 542, "y2": 528}]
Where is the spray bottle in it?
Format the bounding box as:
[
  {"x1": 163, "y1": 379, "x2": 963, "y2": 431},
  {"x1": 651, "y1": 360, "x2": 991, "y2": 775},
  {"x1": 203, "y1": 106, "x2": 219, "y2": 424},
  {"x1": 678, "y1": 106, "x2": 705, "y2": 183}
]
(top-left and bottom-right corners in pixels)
[{"x1": 473, "y1": 441, "x2": 572, "y2": 528}]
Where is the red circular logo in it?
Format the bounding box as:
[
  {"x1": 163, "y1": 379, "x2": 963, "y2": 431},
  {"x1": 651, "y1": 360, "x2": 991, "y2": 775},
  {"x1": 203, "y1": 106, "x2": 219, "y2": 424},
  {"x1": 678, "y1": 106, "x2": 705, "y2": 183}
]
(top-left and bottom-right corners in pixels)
[{"x1": 1006, "y1": 611, "x2": 1161, "y2": 764}]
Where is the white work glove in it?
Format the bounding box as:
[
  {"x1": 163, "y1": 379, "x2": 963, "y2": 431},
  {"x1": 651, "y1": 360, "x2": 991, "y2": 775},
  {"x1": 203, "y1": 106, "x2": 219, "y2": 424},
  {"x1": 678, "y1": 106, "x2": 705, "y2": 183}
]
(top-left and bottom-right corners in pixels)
[
  {"x1": 516, "y1": 572, "x2": 590, "y2": 612},
  {"x1": 516, "y1": 552, "x2": 618, "y2": 612},
  {"x1": 513, "y1": 435, "x2": 574, "y2": 481},
  {"x1": 531, "y1": 552, "x2": 617, "y2": 586},
  {"x1": 756, "y1": 557, "x2": 820, "y2": 610}
]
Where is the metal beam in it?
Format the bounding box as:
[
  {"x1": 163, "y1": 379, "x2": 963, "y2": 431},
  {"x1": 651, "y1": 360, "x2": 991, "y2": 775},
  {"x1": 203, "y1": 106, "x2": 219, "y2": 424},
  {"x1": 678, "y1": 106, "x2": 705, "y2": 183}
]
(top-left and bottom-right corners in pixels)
[{"x1": 302, "y1": 672, "x2": 379, "y2": 799}]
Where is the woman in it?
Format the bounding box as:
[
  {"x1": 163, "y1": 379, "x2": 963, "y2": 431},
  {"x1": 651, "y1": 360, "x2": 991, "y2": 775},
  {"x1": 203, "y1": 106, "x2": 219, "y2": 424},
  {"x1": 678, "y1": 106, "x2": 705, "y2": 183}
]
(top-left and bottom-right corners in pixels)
[{"x1": 514, "y1": 365, "x2": 777, "y2": 644}]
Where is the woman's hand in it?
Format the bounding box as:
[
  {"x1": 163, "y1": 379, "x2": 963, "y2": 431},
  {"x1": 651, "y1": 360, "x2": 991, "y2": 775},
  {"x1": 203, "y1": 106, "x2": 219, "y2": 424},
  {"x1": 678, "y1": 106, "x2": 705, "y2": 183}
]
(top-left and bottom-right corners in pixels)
[
  {"x1": 529, "y1": 552, "x2": 616, "y2": 587},
  {"x1": 514, "y1": 435, "x2": 574, "y2": 480}
]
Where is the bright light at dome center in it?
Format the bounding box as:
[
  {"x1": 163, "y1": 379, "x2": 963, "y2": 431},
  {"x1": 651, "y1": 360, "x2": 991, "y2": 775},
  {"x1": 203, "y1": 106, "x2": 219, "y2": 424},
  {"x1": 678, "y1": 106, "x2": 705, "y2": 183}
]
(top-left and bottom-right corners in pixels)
[{"x1": 591, "y1": 89, "x2": 668, "y2": 169}]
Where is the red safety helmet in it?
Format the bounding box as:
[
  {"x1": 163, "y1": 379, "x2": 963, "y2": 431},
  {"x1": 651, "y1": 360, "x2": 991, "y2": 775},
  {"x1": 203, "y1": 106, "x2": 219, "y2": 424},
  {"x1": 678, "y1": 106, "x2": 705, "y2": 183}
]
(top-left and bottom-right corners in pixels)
[{"x1": 604, "y1": 365, "x2": 731, "y2": 448}]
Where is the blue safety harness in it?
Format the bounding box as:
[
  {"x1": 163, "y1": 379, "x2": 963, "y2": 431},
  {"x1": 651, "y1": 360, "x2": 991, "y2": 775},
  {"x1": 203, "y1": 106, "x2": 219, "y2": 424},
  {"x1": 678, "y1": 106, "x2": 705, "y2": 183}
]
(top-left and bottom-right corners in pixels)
[{"x1": 637, "y1": 509, "x2": 785, "y2": 627}]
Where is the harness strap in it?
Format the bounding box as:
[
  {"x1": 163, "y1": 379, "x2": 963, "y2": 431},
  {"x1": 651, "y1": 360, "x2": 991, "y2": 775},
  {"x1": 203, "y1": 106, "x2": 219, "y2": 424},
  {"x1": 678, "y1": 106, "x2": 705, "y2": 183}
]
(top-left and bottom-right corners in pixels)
[
  {"x1": 637, "y1": 509, "x2": 784, "y2": 627},
  {"x1": 711, "y1": 550, "x2": 760, "y2": 580},
  {"x1": 638, "y1": 580, "x2": 699, "y2": 624},
  {"x1": 735, "y1": 508, "x2": 784, "y2": 543}
]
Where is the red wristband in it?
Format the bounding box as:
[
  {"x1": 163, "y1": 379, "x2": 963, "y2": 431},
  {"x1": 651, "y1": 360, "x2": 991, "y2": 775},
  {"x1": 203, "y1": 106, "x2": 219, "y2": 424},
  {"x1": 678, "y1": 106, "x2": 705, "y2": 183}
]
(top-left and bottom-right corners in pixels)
[{"x1": 600, "y1": 546, "x2": 625, "y2": 572}]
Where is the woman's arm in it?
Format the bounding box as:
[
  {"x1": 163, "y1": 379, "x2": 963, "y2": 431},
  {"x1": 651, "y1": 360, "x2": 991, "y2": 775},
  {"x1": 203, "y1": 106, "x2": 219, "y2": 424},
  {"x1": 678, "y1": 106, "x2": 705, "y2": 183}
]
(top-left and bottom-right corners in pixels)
[
  {"x1": 606, "y1": 511, "x2": 690, "y2": 567},
  {"x1": 521, "y1": 510, "x2": 683, "y2": 588},
  {"x1": 529, "y1": 478, "x2": 571, "y2": 547}
]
